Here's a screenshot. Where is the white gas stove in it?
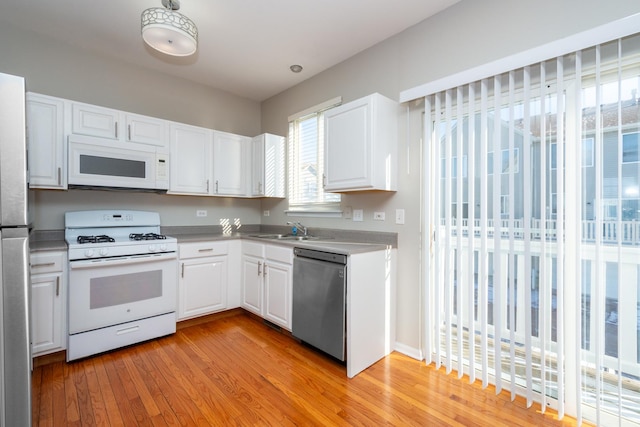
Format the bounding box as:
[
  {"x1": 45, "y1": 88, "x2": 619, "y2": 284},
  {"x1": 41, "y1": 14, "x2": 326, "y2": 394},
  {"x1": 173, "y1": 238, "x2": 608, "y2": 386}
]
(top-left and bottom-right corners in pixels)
[
  {"x1": 64, "y1": 210, "x2": 178, "y2": 361},
  {"x1": 65, "y1": 210, "x2": 178, "y2": 261}
]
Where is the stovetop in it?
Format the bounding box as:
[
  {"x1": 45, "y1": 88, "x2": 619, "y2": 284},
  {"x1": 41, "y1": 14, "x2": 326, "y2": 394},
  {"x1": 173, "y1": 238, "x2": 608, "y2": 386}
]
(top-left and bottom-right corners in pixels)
[{"x1": 65, "y1": 210, "x2": 177, "y2": 260}]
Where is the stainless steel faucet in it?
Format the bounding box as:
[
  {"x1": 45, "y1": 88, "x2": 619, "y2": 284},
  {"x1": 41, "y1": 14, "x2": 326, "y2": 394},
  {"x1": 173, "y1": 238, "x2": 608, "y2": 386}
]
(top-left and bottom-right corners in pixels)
[{"x1": 286, "y1": 221, "x2": 308, "y2": 236}]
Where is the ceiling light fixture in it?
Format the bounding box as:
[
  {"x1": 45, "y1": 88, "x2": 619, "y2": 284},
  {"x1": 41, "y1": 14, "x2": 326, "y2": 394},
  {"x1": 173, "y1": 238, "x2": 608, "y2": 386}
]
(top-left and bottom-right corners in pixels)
[
  {"x1": 290, "y1": 64, "x2": 303, "y2": 73},
  {"x1": 141, "y1": 0, "x2": 198, "y2": 57}
]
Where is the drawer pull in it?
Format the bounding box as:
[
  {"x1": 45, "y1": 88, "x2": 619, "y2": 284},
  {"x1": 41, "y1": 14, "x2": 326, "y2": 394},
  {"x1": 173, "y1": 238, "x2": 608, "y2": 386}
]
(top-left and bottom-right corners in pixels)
[
  {"x1": 32, "y1": 262, "x2": 56, "y2": 268},
  {"x1": 198, "y1": 248, "x2": 214, "y2": 252},
  {"x1": 116, "y1": 325, "x2": 140, "y2": 335}
]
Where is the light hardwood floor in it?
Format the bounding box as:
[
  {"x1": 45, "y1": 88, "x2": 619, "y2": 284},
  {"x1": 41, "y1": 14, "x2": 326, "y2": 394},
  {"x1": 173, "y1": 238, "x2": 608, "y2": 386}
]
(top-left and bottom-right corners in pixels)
[{"x1": 32, "y1": 311, "x2": 587, "y2": 426}]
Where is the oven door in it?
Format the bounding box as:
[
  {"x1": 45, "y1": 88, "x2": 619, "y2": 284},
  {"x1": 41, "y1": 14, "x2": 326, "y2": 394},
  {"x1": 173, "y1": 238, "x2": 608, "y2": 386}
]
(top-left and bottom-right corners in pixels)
[{"x1": 68, "y1": 252, "x2": 177, "y2": 334}]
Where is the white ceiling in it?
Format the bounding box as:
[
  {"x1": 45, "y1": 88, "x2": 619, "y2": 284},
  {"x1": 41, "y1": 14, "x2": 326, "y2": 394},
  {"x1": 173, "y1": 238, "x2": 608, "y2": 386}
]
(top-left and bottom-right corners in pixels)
[{"x1": 0, "y1": 0, "x2": 459, "y2": 102}]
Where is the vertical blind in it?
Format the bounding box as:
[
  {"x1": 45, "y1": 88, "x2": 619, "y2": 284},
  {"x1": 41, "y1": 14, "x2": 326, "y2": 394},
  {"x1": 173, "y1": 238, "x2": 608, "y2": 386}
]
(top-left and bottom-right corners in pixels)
[{"x1": 423, "y1": 33, "x2": 640, "y2": 426}]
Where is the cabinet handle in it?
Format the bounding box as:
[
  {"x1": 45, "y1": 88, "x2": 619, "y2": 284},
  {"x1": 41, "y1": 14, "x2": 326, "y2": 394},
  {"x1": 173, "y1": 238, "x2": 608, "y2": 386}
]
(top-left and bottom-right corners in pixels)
[
  {"x1": 32, "y1": 262, "x2": 55, "y2": 268},
  {"x1": 215, "y1": 180, "x2": 219, "y2": 193},
  {"x1": 322, "y1": 174, "x2": 326, "y2": 188},
  {"x1": 181, "y1": 263, "x2": 185, "y2": 278},
  {"x1": 57, "y1": 167, "x2": 61, "y2": 186},
  {"x1": 55, "y1": 277, "x2": 60, "y2": 297},
  {"x1": 264, "y1": 264, "x2": 268, "y2": 276},
  {"x1": 257, "y1": 261, "x2": 262, "y2": 276},
  {"x1": 128, "y1": 124, "x2": 132, "y2": 140},
  {"x1": 198, "y1": 248, "x2": 214, "y2": 252},
  {"x1": 115, "y1": 122, "x2": 118, "y2": 139},
  {"x1": 206, "y1": 179, "x2": 210, "y2": 193},
  {"x1": 258, "y1": 181, "x2": 262, "y2": 193}
]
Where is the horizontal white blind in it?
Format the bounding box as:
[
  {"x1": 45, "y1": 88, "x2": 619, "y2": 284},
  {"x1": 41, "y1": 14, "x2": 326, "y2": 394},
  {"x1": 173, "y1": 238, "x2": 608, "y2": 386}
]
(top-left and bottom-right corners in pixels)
[{"x1": 288, "y1": 100, "x2": 341, "y2": 211}]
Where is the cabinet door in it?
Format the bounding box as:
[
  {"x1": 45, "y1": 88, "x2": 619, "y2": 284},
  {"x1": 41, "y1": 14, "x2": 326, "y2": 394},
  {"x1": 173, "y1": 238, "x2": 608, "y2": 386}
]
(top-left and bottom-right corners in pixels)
[
  {"x1": 179, "y1": 256, "x2": 227, "y2": 319},
  {"x1": 263, "y1": 260, "x2": 292, "y2": 330},
  {"x1": 31, "y1": 273, "x2": 63, "y2": 355},
  {"x1": 72, "y1": 102, "x2": 120, "y2": 140},
  {"x1": 126, "y1": 113, "x2": 167, "y2": 149},
  {"x1": 26, "y1": 94, "x2": 66, "y2": 189},
  {"x1": 212, "y1": 131, "x2": 249, "y2": 196},
  {"x1": 324, "y1": 97, "x2": 372, "y2": 191},
  {"x1": 241, "y1": 255, "x2": 263, "y2": 315},
  {"x1": 169, "y1": 123, "x2": 212, "y2": 195},
  {"x1": 251, "y1": 136, "x2": 265, "y2": 196},
  {"x1": 252, "y1": 133, "x2": 285, "y2": 198}
]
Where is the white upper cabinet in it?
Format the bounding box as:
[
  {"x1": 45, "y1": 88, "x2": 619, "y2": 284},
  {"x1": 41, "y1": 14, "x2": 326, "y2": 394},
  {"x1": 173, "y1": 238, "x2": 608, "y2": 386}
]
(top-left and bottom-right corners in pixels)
[
  {"x1": 251, "y1": 133, "x2": 285, "y2": 198},
  {"x1": 125, "y1": 113, "x2": 168, "y2": 150},
  {"x1": 72, "y1": 102, "x2": 119, "y2": 140},
  {"x1": 212, "y1": 130, "x2": 250, "y2": 196},
  {"x1": 169, "y1": 122, "x2": 212, "y2": 195},
  {"x1": 323, "y1": 93, "x2": 398, "y2": 192},
  {"x1": 26, "y1": 93, "x2": 66, "y2": 189},
  {"x1": 71, "y1": 102, "x2": 168, "y2": 150}
]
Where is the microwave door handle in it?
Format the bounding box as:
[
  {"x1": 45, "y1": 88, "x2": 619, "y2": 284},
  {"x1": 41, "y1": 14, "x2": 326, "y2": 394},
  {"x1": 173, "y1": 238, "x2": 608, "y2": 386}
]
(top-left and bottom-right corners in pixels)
[{"x1": 69, "y1": 253, "x2": 176, "y2": 269}]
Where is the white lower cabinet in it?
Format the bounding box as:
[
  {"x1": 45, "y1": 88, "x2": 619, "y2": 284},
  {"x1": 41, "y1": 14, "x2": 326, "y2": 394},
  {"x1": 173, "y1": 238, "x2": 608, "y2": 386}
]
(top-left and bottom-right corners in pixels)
[
  {"x1": 30, "y1": 251, "x2": 66, "y2": 356},
  {"x1": 178, "y1": 241, "x2": 228, "y2": 320},
  {"x1": 241, "y1": 242, "x2": 292, "y2": 330}
]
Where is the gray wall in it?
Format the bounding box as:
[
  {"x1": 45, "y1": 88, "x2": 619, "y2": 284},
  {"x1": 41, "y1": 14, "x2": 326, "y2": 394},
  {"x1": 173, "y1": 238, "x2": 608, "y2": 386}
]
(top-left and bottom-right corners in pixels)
[{"x1": 260, "y1": 0, "x2": 640, "y2": 354}]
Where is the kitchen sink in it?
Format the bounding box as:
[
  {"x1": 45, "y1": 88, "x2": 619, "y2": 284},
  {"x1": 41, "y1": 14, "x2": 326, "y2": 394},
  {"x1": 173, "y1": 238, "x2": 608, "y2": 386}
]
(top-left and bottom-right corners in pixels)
[{"x1": 249, "y1": 234, "x2": 321, "y2": 241}]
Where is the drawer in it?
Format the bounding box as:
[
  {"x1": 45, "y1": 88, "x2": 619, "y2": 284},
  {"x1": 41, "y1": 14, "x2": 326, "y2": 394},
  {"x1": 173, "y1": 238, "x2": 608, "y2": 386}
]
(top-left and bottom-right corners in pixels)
[
  {"x1": 179, "y1": 241, "x2": 228, "y2": 259},
  {"x1": 265, "y1": 244, "x2": 293, "y2": 265},
  {"x1": 30, "y1": 252, "x2": 65, "y2": 274},
  {"x1": 242, "y1": 241, "x2": 264, "y2": 258}
]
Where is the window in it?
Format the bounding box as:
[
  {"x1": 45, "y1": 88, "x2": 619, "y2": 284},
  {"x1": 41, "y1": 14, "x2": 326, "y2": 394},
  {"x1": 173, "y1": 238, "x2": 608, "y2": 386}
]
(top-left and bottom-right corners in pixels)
[
  {"x1": 488, "y1": 148, "x2": 519, "y2": 174},
  {"x1": 551, "y1": 138, "x2": 593, "y2": 169},
  {"x1": 287, "y1": 99, "x2": 341, "y2": 213},
  {"x1": 441, "y1": 155, "x2": 468, "y2": 178},
  {"x1": 622, "y1": 132, "x2": 639, "y2": 163}
]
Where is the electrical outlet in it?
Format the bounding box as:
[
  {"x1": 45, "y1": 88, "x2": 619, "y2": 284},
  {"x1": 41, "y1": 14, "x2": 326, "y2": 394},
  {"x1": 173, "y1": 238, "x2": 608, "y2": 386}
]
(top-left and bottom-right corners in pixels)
[
  {"x1": 343, "y1": 206, "x2": 353, "y2": 219},
  {"x1": 196, "y1": 210, "x2": 207, "y2": 217},
  {"x1": 263, "y1": 210, "x2": 270, "y2": 217},
  {"x1": 395, "y1": 209, "x2": 405, "y2": 224},
  {"x1": 352, "y1": 209, "x2": 364, "y2": 222},
  {"x1": 373, "y1": 211, "x2": 385, "y2": 220}
]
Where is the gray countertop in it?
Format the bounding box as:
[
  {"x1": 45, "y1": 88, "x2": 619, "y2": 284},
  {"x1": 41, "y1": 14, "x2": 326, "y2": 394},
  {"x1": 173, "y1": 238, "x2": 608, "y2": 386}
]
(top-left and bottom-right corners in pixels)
[{"x1": 29, "y1": 225, "x2": 397, "y2": 256}]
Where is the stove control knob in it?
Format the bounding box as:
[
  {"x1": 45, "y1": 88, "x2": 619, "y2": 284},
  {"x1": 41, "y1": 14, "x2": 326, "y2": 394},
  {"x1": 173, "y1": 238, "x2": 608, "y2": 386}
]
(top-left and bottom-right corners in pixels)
[
  {"x1": 159, "y1": 244, "x2": 168, "y2": 252},
  {"x1": 99, "y1": 248, "x2": 109, "y2": 257},
  {"x1": 84, "y1": 249, "x2": 95, "y2": 258},
  {"x1": 149, "y1": 244, "x2": 157, "y2": 252}
]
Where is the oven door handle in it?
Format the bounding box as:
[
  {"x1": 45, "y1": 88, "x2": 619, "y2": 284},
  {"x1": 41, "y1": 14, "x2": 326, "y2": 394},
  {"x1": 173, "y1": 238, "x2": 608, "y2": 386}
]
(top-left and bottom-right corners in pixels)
[{"x1": 69, "y1": 253, "x2": 177, "y2": 269}]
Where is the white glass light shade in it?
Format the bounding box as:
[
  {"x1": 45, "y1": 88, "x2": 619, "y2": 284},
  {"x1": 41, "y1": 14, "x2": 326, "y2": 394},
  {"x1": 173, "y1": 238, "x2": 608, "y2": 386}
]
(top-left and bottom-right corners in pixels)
[{"x1": 141, "y1": 7, "x2": 198, "y2": 56}]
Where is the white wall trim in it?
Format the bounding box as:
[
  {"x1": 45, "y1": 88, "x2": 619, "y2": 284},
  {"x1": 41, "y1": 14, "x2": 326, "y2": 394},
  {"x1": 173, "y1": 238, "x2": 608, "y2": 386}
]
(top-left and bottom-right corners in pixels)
[
  {"x1": 399, "y1": 12, "x2": 640, "y2": 103},
  {"x1": 394, "y1": 341, "x2": 423, "y2": 361}
]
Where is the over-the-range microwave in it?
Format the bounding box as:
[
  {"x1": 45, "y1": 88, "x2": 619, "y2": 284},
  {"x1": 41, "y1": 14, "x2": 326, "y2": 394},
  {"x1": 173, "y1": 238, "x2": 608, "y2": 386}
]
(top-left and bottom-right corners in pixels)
[{"x1": 68, "y1": 135, "x2": 169, "y2": 191}]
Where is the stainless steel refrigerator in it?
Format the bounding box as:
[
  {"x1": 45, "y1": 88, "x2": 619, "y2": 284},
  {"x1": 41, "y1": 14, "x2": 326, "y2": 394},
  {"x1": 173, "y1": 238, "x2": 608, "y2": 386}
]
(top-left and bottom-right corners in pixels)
[{"x1": 0, "y1": 72, "x2": 32, "y2": 426}]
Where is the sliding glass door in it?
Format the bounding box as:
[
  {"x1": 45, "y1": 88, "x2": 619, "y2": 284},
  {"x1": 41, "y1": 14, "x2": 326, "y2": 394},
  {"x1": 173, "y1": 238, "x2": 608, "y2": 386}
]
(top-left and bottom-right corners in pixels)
[{"x1": 423, "y1": 33, "x2": 640, "y2": 426}]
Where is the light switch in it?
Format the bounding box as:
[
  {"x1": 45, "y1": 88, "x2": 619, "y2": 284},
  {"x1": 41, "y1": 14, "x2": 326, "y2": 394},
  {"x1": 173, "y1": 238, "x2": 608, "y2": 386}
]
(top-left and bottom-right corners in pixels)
[
  {"x1": 395, "y1": 209, "x2": 405, "y2": 224},
  {"x1": 353, "y1": 209, "x2": 364, "y2": 222}
]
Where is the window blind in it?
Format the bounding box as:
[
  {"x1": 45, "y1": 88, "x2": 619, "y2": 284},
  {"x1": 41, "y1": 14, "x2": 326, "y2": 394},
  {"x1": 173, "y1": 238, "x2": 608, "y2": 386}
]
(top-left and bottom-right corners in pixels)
[
  {"x1": 287, "y1": 98, "x2": 341, "y2": 212},
  {"x1": 423, "y1": 32, "x2": 640, "y2": 426}
]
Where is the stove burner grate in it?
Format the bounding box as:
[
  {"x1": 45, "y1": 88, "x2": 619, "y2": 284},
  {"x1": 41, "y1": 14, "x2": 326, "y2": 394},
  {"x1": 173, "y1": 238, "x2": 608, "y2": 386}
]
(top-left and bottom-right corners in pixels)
[
  {"x1": 77, "y1": 235, "x2": 115, "y2": 244},
  {"x1": 129, "y1": 233, "x2": 167, "y2": 241}
]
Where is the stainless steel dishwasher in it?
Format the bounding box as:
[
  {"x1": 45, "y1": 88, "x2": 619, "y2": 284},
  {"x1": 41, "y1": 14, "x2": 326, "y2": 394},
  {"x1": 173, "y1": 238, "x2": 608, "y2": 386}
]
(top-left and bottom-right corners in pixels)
[{"x1": 292, "y1": 247, "x2": 347, "y2": 361}]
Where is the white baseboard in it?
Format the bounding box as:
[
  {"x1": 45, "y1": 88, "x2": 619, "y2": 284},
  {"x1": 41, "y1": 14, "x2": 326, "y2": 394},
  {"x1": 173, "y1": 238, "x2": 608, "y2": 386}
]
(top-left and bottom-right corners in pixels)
[{"x1": 393, "y1": 342, "x2": 423, "y2": 361}]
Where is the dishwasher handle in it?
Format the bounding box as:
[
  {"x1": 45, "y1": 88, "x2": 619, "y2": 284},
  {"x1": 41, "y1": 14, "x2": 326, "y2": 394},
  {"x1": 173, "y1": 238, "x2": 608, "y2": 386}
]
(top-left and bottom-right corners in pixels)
[{"x1": 293, "y1": 247, "x2": 347, "y2": 265}]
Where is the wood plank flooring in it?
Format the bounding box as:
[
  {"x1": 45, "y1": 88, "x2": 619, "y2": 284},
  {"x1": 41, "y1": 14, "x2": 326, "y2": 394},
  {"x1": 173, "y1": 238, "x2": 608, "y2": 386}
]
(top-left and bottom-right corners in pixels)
[{"x1": 32, "y1": 312, "x2": 587, "y2": 426}]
